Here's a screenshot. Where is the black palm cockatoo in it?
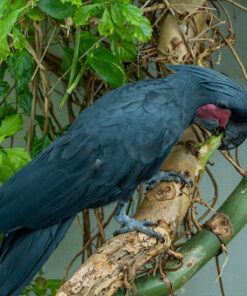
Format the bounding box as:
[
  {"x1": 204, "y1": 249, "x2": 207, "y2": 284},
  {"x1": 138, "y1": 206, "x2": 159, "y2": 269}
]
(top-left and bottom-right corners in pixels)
[{"x1": 1, "y1": 65, "x2": 247, "y2": 295}]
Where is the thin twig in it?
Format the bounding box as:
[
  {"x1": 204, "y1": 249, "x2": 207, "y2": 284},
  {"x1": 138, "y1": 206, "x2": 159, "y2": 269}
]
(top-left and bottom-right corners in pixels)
[
  {"x1": 224, "y1": 0, "x2": 247, "y2": 13},
  {"x1": 197, "y1": 167, "x2": 218, "y2": 223},
  {"x1": 218, "y1": 30, "x2": 247, "y2": 81},
  {"x1": 215, "y1": 256, "x2": 226, "y2": 296},
  {"x1": 94, "y1": 208, "x2": 106, "y2": 243},
  {"x1": 27, "y1": 23, "x2": 41, "y2": 153},
  {"x1": 235, "y1": 148, "x2": 240, "y2": 167},
  {"x1": 216, "y1": 0, "x2": 233, "y2": 34},
  {"x1": 31, "y1": 25, "x2": 57, "y2": 82},
  {"x1": 220, "y1": 150, "x2": 246, "y2": 176},
  {"x1": 215, "y1": 244, "x2": 229, "y2": 284}
]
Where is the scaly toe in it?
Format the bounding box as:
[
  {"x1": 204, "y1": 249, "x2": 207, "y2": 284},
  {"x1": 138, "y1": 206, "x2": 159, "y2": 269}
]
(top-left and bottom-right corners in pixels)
[
  {"x1": 141, "y1": 220, "x2": 157, "y2": 227},
  {"x1": 114, "y1": 223, "x2": 164, "y2": 242}
]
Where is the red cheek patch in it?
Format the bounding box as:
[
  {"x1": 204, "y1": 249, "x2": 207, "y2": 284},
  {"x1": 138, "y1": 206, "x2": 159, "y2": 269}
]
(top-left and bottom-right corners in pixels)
[{"x1": 196, "y1": 104, "x2": 231, "y2": 128}]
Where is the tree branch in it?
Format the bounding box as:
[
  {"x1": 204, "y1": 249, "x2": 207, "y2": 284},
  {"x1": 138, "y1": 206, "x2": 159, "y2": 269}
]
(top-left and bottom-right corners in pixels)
[{"x1": 56, "y1": 127, "x2": 222, "y2": 296}]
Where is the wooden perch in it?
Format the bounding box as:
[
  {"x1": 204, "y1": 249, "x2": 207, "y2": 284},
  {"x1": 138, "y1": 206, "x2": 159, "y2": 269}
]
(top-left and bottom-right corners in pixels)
[{"x1": 56, "y1": 126, "x2": 221, "y2": 296}]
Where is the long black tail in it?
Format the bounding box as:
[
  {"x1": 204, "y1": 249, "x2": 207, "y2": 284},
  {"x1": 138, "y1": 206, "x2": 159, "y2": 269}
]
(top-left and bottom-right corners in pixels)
[{"x1": 0, "y1": 217, "x2": 74, "y2": 296}]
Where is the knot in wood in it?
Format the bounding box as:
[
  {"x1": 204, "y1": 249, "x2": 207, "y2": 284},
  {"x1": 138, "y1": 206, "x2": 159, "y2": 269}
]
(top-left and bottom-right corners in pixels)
[
  {"x1": 205, "y1": 213, "x2": 232, "y2": 240},
  {"x1": 171, "y1": 37, "x2": 181, "y2": 49},
  {"x1": 156, "y1": 183, "x2": 176, "y2": 200}
]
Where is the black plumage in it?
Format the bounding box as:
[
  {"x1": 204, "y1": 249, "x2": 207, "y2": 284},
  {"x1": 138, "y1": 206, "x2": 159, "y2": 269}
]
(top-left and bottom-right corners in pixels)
[{"x1": 1, "y1": 65, "x2": 247, "y2": 295}]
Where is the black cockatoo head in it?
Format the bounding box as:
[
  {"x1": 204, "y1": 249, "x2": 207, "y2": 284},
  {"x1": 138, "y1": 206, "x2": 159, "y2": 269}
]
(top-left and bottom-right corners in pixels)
[
  {"x1": 168, "y1": 65, "x2": 247, "y2": 150},
  {"x1": 177, "y1": 66, "x2": 247, "y2": 150},
  {"x1": 195, "y1": 73, "x2": 247, "y2": 150}
]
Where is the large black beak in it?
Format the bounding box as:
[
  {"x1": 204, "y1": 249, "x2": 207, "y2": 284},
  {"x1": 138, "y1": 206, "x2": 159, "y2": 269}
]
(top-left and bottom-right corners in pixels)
[
  {"x1": 196, "y1": 119, "x2": 247, "y2": 150},
  {"x1": 219, "y1": 121, "x2": 247, "y2": 150}
]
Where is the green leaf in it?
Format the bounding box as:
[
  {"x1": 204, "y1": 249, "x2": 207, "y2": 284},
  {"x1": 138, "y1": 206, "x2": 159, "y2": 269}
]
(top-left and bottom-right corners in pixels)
[
  {"x1": 0, "y1": 6, "x2": 26, "y2": 40},
  {"x1": 10, "y1": 0, "x2": 26, "y2": 11},
  {"x1": 0, "y1": 81, "x2": 10, "y2": 97},
  {"x1": 0, "y1": 5, "x2": 27, "y2": 59},
  {"x1": 3, "y1": 148, "x2": 31, "y2": 171},
  {"x1": 98, "y1": 8, "x2": 114, "y2": 35},
  {"x1": 7, "y1": 49, "x2": 34, "y2": 80},
  {"x1": 7, "y1": 49, "x2": 32, "y2": 79},
  {"x1": 26, "y1": 6, "x2": 46, "y2": 21},
  {"x1": 61, "y1": 46, "x2": 74, "y2": 79},
  {"x1": 61, "y1": 0, "x2": 82, "y2": 6},
  {"x1": 19, "y1": 91, "x2": 33, "y2": 114},
  {"x1": 74, "y1": 3, "x2": 102, "y2": 26},
  {"x1": 0, "y1": 114, "x2": 23, "y2": 143},
  {"x1": 38, "y1": 0, "x2": 76, "y2": 19},
  {"x1": 80, "y1": 31, "x2": 100, "y2": 53},
  {"x1": 35, "y1": 115, "x2": 56, "y2": 133},
  {"x1": 119, "y1": 3, "x2": 143, "y2": 26},
  {"x1": 115, "y1": 3, "x2": 152, "y2": 42},
  {"x1": 110, "y1": 3, "x2": 125, "y2": 26},
  {"x1": 0, "y1": 36, "x2": 11, "y2": 60},
  {"x1": 31, "y1": 134, "x2": 51, "y2": 158},
  {"x1": 0, "y1": 150, "x2": 15, "y2": 182},
  {"x1": 111, "y1": 36, "x2": 136, "y2": 61},
  {"x1": 87, "y1": 47, "x2": 127, "y2": 88},
  {"x1": 39, "y1": 269, "x2": 45, "y2": 276},
  {"x1": 115, "y1": 26, "x2": 135, "y2": 42},
  {"x1": 0, "y1": 61, "x2": 8, "y2": 80},
  {"x1": 0, "y1": 103, "x2": 16, "y2": 122},
  {"x1": 12, "y1": 27, "x2": 27, "y2": 50},
  {"x1": 46, "y1": 279, "x2": 61, "y2": 293},
  {"x1": 0, "y1": 0, "x2": 11, "y2": 18},
  {"x1": 132, "y1": 17, "x2": 152, "y2": 42},
  {"x1": 7, "y1": 49, "x2": 34, "y2": 114}
]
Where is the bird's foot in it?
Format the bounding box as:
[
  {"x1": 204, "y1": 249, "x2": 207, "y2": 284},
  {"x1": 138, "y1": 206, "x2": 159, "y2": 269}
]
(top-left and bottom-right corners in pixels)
[
  {"x1": 114, "y1": 201, "x2": 164, "y2": 242},
  {"x1": 144, "y1": 170, "x2": 193, "y2": 190}
]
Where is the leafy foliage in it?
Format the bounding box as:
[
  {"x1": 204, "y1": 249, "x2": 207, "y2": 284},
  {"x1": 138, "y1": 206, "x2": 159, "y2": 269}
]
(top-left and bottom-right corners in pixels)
[
  {"x1": 30, "y1": 133, "x2": 51, "y2": 158},
  {"x1": 22, "y1": 270, "x2": 61, "y2": 296},
  {"x1": 79, "y1": 31, "x2": 128, "y2": 87},
  {"x1": 0, "y1": 114, "x2": 23, "y2": 143},
  {"x1": 38, "y1": 0, "x2": 76, "y2": 19},
  {"x1": 7, "y1": 49, "x2": 34, "y2": 114},
  {"x1": 0, "y1": 111, "x2": 30, "y2": 183},
  {"x1": 0, "y1": 4, "x2": 28, "y2": 59}
]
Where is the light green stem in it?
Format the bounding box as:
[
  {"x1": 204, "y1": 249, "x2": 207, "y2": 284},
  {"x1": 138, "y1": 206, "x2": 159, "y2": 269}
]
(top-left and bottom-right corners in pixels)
[{"x1": 59, "y1": 26, "x2": 81, "y2": 108}]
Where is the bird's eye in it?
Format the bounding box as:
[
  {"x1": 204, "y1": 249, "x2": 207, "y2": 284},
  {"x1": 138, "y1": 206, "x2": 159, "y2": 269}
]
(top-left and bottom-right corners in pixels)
[{"x1": 218, "y1": 103, "x2": 227, "y2": 109}]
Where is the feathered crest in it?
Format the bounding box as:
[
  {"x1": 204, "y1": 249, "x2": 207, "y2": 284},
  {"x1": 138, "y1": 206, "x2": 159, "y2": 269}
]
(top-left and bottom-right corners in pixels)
[{"x1": 168, "y1": 65, "x2": 244, "y2": 97}]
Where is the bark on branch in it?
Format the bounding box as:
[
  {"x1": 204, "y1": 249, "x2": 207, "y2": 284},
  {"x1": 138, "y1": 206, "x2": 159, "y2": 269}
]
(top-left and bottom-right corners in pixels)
[{"x1": 57, "y1": 126, "x2": 221, "y2": 296}]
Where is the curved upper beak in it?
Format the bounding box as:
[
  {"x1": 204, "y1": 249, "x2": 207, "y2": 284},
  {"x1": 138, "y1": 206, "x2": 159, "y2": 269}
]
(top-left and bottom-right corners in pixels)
[{"x1": 219, "y1": 121, "x2": 247, "y2": 150}]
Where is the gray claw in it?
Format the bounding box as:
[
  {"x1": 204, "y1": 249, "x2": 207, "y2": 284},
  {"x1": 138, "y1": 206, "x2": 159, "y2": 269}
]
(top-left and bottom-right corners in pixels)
[
  {"x1": 113, "y1": 222, "x2": 164, "y2": 242},
  {"x1": 145, "y1": 170, "x2": 193, "y2": 189},
  {"x1": 114, "y1": 201, "x2": 164, "y2": 242},
  {"x1": 142, "y1": 220, "x2": 157, "y2": 227}
]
